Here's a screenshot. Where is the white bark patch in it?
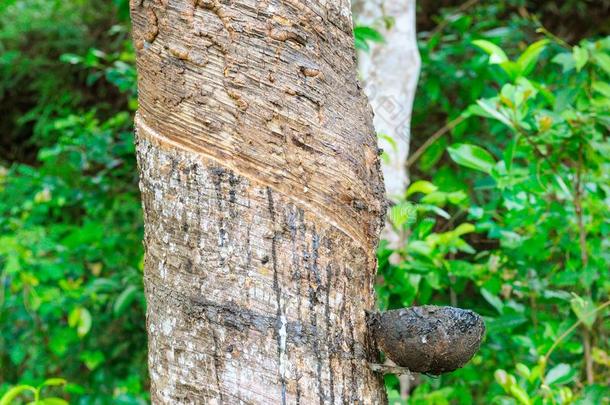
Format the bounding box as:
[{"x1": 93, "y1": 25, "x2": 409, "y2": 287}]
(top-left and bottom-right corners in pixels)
[
  {"x1": 278, "y1": 313, "x2": 288, "y2": 378},
  {"x1": 357, "y1": 0, "x2": 421, "y2": 200}
]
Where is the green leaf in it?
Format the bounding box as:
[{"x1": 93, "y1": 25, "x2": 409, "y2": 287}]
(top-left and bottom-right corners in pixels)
[
  {"x1": 570, "y1": 295, "x2": 596, "y2": 330},
  {"x1": 498, "y1": 60, "x2": 521, "y2": 80},
  {"x1": 80, "y1": 350, "x2": 105, "y2": 370},
  {"x1": 481, "y1": 288, "x2": 504, "y2": 314},
  {"x1": 406, "y1": 180, "x2": 438, "y2": 196},
  {"x1": 573, "y1": 45, "x2": 589, "y2": 71},
  {"x1": 64, "y1": 383, "x2": 86, "y2": 395},
  {"x1": 473, "y1": 39, "x2": 509, "y2": 64},
  {"x1": 420, "y1": 204, "x2": 451, "y2": 219},
  {"x1": 592, "y1": 81, "x2": 610, "y2": 98},
  {"x1": 516, "y1": 39, "x2": 549, "y2": 76},
  {"x1": 59, "y1": 53, "x2": 83, "y2": 64},
  {"x1": 78, "y1": 308, "x2": 92, "y2": 337},
  {"x1": 494, "y1": 369, "x2": 512, "y2": 390},
  {"x1": 503, "y1": 134, "x2": 519, "y2": 173},
  {"x1": 0, "y1": 385, "x2": 36, "y2": 405},
  {"x1": 447, "y1": 260, "x2": 475, "y2": 278},
  {"x1": 509, "y1": 384, "x2": 531, "y2": 405},
  {"x1": 475, "y1": 99, "x2": 513, "y2": 127},
  {"x1": 113, "y1": 285, "x2": 139, "y2": 316},
  {"x1": 89, "y1": 278, "x2": 120, "y2": 292},
  {"x1": 69, "y1": 307, "x2": 92, "y2": 337},
  {"x1": 421, "y1": 191, "x2": 447, "y2": 205},
  {"x1": 552, "y1": 52, "x2": 575, "y2": 72},
  {"x1": 453, "y1": 223, "x2": 475, "y2": 236},
  {"x1": 353, "y1": 26, "x2": 384, "y2": 43},
  {"x1": 354, "y1": 37, "x2": 369, "y2": 52},
  {"x1": 389, "y1": 202, "x2": 417, "y2": 229},
  {"x1": 592, "y1": 51, "x2": 610, "y2": 75},
  {"x1": 353, "y1": 26, "x2": 384, "y2": 52},
  {"x1": 515, "y1": 363, "x2": 530, "y2": 379},
  {"x1": 545, "y1": 363, "x2": 575, "y2": 385},
  {"x1": 41, "y1": 378, "x2": 67, "y2": 387},
  {"x1": 377, "y1": 133, "x2": 397, "y2": 152},
  {"x1": 447, "y1": 190, "x2": 467, "y2": 204},
  {"x1": 40, "y1": 398, "x2": 69, "y2": 405},
  {"x1": 447, "y1": 143, "x2": 496, "y2": 174}
]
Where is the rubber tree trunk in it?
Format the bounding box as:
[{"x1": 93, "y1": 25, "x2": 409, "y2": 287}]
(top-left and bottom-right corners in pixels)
[{"x1": 130, "y1": 0, "x2": 387, "y2": 403}]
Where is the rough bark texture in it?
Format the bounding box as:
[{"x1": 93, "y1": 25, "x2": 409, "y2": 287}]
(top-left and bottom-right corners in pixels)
[
  {"x1": 355, "y1": 0, "x2": 421, "y2": 200},
  {"x1": 130, "y1": 0, "x2": 387, "y2": 403}
]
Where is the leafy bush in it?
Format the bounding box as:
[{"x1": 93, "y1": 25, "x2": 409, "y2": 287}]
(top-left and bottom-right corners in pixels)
[
  {"x1": 0, "y1": 1, "x2": 148, "y2": 403},
  {"x1": 379, "y1": 12, "x2": 610, "y2": 405}
]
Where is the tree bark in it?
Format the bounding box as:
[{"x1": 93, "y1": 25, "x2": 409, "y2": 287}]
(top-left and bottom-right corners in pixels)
[{"x1": 130, "y1": 0, "x2": 387, "y2": 403}]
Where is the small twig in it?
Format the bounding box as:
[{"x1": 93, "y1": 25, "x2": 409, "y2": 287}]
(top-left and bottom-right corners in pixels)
[
  {"x1": 514, "y1": 125, "x2": 561, "y2": 176},
  {"x1": 428, "y1": 0, "x2": 481, "y2": 40},
  {"x1": 369, "y1": 363, "x2": 413, "y2": 376},
  {"x1": 407, "y1": 115, "x2": 465, "y2": 168},
  {"x1": 529, "y1": 289, "x2": 539, "y2": 330},
  {"x1": 541, "y1": 300, "x2": 610, "y2": 385},
  {"x1": 573, "y1": 145, "x2": 594, "y2": 385},
  {"x1": 536, "y1": 26, "x2": 571, "y2": 49}
]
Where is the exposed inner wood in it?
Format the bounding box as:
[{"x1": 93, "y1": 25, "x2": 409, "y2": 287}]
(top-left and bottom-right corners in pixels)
[{"x1": 136, "y1": 114, "x2": 368, "y2": 250}]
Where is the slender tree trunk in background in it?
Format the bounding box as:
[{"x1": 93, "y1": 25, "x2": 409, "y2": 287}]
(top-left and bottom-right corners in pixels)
[
  {"x1": 130, "y1": 0, "x2": 387, "y2": 403},
  {"x1": 355, "y1": 0, "x2": 421, "y2": 201},
  {"x1": 353, "y1": 1, "x2": 421, "y2": 399}
]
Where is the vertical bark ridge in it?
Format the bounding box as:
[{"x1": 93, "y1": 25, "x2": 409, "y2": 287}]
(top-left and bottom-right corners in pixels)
[
  {"x1": 265, "y1": 187, "x2": 288, "y2": 405},
  {"x1": 132, "y1": 0, "x2": 387, "y2": 403}
]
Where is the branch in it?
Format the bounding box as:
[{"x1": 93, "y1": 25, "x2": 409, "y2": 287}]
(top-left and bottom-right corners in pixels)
[
  {"x1": 427, "y1": 0, "x2": 481, "y2": 40},
  {"x1": 407, "y1": 115, "x2": 465, "y2": 168},
  {"x1": 369, "y1": 363, "x2": 414, "y2": 376}
]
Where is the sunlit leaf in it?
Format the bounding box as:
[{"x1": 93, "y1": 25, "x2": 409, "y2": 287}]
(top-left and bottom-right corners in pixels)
[
  {"x1": 475, "y1": 99, "x2": 513, "y2": 127},
  {"x1": 592, "y1": 81, "x2": 610, "y2": 98},
  {"x1": 406, "y1": 180, "x2": 438, "y2": 196},
  {"x1": 592, "y1": 51, "x2": 610, "y2": 75},
  {"x1": 473, "y1": 39, "x2": 509, "y2": 64},
  {"x1": 389, "y1": 202, "x2": 417, "y2": 229},
  {"x1": 545, "y1": 363, "x2": 575, "y2": 385},
  {"x1": 448, "y1": 143, "x2": 497, "y2": 174},
  {"x1": 509, "y1": 384, "x2": 531, "y2": 405},
  {"x1": 41, "y1": 378, "x2": 67, "y2": 387},
  {"x1": 40, "y1": 398, "x2": 69, "y2": 405},
  {"x1": 570, "y1": 295, "x2": 596, "y2": 330},
  {"x1": 0, "y1": 385, "x2": 36, "y2": 405},
  {"x1": 572, "y1": 45, "x2": 589, "y2": 71},
  {"x1": 516, "y1": 39, "x2": 549, "y2": 76},
  {"x1": 552, "y1": 52, "x2": 575, "y2": 72},
  {"x1": 69, "y1": 307, "x2": 92, "y2": 337}
]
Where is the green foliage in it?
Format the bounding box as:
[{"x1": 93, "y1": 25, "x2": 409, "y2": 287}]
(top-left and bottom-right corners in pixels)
[
  {"x1": 380, "y1": 3, "x2": 610, "y2": 402},
  {"x1": 354, "y1": 25, "x2": 385, "y2": 52},
  {"x1": 0, "y1": 1, "x2": 147, "y2": 403},
  {"x1": 1, "y1": 0, "x2": 609, "y2": 404}
]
